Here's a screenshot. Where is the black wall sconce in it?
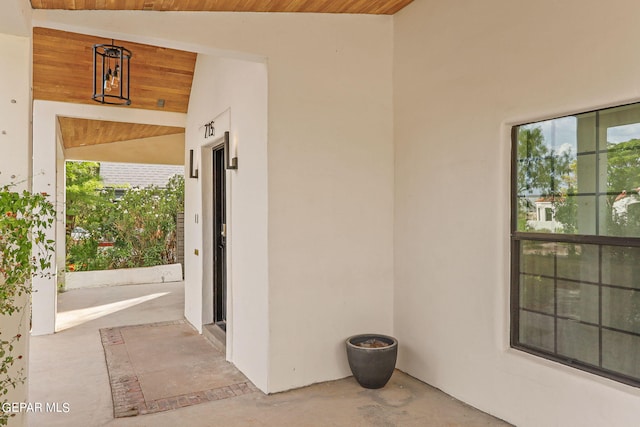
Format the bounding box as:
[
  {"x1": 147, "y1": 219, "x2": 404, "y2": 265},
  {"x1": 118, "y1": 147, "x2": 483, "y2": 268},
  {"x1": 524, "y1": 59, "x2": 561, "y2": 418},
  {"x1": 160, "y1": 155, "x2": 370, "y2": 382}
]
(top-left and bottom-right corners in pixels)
[
  {"x1": 189, "y1": 149, "x2": 199, "y2": 179},
  {"x1": 224, "y1": 131, "x2": 238, "y2": 170},
  {"x1": 189, "y1": 131, "x2": 236, "y2": 178}
]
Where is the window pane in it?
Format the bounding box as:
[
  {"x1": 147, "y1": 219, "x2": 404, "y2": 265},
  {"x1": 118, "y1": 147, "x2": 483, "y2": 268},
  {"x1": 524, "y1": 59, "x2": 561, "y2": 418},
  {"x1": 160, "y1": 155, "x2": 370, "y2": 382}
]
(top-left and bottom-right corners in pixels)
[
  {"x1": 574, "y1": 195, "x2": 597, "y2": 235},
  {"x1": 545, "y1": 208, "x2": 553, "y2": 221},
  {"x1": 557, "y1": 281, "x2": 598, "y2": 324},
  {"x1": 576, "y1": 111, "x2": 596, "y2": 153},
  {"x1": 557, "y1": 319, "x2": 599, "y2": 366},
  {"x1": 576, "y1": 153, "x2": 596, "y2": 194},
  {"x1": 548, "y1": 194, "x2": 596, "y2": 235},
  {"x1": 602, "y1": 288, "x2": 640, "y2": 334},
  {"x1": 600, "y1": 146, "x2": 640, "y2": 195},
  {"x1": 516, "y1": 118, "x2": 578, "y2": 233},
  {"x1": 599, "y1": 105, "x2": 640, "y2": 237},
  {"x1": 602, "y1": 194, "x2": 640, "y2": 237},
  {"x1": 520, "y1": 241, "x2": 554, "y2": 275},
  {"x1": 556, "y1": 243, "x2": 598, "y2": 282},
  {"x1": 602, "y1": 330, "x2": 640, "y2": 379},
  {"x1": 600, "y1": 103, "x2": 640, "y2": 151},
  {"x1": 520, "y1": 310, "x2": 554, "y2": 352},
  {"x1": 602, "y1": 246, "x2": 640, "y2": 289},
  {"x1": 520, "y1": 275, "x2": 554, "y2": 314}
]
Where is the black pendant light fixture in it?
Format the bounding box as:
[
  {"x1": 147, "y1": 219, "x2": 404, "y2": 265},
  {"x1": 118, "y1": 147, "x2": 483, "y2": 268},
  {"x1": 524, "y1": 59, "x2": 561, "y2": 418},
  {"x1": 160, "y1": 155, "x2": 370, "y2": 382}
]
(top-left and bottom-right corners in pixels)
[{"x1": 92, "y1": 41, "x2": 132, "y2": 105}]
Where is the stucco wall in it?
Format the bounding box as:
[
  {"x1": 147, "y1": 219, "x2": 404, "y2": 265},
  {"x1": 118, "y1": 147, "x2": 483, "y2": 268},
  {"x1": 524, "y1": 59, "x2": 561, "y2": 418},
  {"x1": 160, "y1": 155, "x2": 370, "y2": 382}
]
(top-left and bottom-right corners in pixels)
[
  {"x1": 393, "y1": 1, "x2": 640, "y2": 426},
  {"x1": 184, "y1": 54, "x2": 269, "y2": 390},
  {"x1": 0, "y1": 0, "x2": 31, "y2": 38},
  {"x1": 45, "y1": 11, "x2": 400, "y2": 392},
  {"x1": 0, "y1": 34, "x2": 31, "y2": 188}
]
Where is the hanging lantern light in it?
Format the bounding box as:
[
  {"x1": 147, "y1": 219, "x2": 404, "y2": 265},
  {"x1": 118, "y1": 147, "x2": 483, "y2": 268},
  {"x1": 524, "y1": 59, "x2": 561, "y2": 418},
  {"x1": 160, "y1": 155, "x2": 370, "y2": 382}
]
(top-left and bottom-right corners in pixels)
[{"x1": 92, "y1": 42, "x2": 131, "y2": 105}]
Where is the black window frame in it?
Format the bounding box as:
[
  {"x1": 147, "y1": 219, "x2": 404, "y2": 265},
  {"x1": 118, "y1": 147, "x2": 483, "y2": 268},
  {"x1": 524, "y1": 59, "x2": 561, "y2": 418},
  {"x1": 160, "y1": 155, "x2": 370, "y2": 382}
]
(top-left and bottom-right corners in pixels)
[{"x1": 510, "y1": 103, "x2": 640, "y2": 388}]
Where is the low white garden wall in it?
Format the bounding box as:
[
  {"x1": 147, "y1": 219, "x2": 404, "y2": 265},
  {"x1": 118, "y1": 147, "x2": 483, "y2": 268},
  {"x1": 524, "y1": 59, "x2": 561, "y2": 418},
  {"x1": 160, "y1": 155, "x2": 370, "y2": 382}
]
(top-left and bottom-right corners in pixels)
[{"x1": 64, "y1": 263, "x2": 183, "y2": 290}]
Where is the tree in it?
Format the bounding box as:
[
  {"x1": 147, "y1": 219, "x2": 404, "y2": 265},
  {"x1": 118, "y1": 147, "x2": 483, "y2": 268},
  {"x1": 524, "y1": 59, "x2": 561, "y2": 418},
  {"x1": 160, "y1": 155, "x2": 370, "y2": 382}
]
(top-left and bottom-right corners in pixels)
[
  {"x1": 516, "y1": 126, "x2": 573, "y2": 231},
  {"x1": 604, "y1": 138, "x2": 640, "y2": 237},
  {"x1": 65, "y1": 161, "x2": 116, "y2": 271},
  {"x1": 606, "y1": 138, "x2": 640, "y2": 193},
  {"x1": 553, "y1": 160, "x2": 578, "y2": 234},
  {"x1": 517, "y1": 127, "x2": 572, "y2": 197},
  {"x1": 65, "y1": 161, "x2": 105, "y2": 233}
]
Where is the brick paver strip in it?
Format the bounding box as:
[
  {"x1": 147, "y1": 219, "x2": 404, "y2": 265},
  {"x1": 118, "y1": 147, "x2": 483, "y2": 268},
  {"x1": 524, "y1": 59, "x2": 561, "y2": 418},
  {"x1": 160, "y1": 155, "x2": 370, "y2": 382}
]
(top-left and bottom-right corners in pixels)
[
  {"x1": 139, "y1": 381, "x2": 257, "y2": 415},
  {"x1": 100, "y1": 320, "x2": 258, "y2": 418},
  {"x1": 101, "y1": 328, "x2": 124, "y2": 346}
]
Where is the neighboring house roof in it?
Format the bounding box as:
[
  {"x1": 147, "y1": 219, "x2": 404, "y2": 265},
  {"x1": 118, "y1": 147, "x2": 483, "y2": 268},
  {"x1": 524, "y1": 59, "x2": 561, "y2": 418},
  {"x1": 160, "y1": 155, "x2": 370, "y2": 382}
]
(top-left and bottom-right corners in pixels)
[
  {"x1": 535, "y1": 196, "x2": 565, "y2": 203},
  {"x1": 99, "y1": 162, "x2": 184, "y2": 188}
]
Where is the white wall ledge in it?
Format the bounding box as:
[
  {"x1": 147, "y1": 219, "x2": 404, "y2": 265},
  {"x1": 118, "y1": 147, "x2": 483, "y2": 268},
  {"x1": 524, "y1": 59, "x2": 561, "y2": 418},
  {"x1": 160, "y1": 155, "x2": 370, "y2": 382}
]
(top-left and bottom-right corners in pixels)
[{"x1": 64, "y1": 263, "x2": 183, "y2": 290}]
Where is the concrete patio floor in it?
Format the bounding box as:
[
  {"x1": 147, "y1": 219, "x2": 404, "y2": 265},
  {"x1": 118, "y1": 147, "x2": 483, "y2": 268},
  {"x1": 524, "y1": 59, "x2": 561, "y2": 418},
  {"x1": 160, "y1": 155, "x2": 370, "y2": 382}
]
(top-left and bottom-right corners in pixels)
[{"x1": 28, "y1": 281, "x2": 510, "y2": 426}]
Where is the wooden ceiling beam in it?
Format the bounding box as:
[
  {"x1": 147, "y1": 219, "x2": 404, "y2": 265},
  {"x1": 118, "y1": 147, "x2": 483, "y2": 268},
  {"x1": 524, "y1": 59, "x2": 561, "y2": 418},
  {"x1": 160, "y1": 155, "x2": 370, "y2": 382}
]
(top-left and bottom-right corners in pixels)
[
  {"x1": 58, "y1": 117, "x2": 184, "y2": 148},
  {"x1": 30, "y1": 0, "x2": 414, "y2": 14}
]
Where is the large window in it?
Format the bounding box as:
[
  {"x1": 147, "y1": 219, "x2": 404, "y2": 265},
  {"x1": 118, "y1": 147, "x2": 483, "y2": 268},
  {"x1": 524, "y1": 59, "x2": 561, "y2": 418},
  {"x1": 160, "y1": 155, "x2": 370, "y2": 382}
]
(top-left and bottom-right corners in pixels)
[{"x1": 512, "y1": 102, "x2": 640, "y2": 386}]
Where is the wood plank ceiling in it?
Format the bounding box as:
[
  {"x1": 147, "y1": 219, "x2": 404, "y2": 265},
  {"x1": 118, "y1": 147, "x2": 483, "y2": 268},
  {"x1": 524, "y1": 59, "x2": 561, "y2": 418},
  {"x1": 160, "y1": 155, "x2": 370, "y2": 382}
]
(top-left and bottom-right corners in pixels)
[
  {"x1": 57, "y1": 117, "x2": 184, "y2": 149},
  {"x1": 33, "y1": 27, "x2": 196, "y2": 151},
  {"x1": 33, "y1": 27, "x2": 196, "y2": 113},
  {"x1": 31, "y1": 0, "x2": 414, "y2": 154},
  {"x1": 30, "y1": 0, "x2": 414, "y2": 15}
]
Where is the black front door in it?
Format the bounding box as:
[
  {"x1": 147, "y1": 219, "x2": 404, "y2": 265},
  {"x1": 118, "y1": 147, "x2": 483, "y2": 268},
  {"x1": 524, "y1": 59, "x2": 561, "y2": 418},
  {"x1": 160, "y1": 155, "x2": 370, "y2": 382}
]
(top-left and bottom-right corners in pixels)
[{"x1": 213, "y1": 146, "x2": 226, "y2": 330}]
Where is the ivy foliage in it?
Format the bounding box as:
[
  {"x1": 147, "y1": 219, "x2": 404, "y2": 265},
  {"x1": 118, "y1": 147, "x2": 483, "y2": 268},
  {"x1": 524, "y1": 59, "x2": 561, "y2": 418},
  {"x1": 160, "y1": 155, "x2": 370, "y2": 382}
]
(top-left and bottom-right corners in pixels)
[
  {"x1": 0, "y1": 186, "x2": 55, "y2": 314},
  {"x1": 0, "y1": 183, "x2": 55, "y2": 425}
]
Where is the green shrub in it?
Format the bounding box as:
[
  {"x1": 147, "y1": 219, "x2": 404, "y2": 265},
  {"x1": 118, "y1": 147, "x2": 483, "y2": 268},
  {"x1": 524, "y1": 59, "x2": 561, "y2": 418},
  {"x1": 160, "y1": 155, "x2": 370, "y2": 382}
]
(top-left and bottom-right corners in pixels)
[{"x1": 65, "y1": 163, "x2": 184, "y2": 272}]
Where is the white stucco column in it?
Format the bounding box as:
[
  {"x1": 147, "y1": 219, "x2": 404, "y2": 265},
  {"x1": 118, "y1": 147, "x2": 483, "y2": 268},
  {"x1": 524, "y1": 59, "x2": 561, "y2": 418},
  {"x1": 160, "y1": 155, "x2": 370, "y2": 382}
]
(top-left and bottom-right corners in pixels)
[
  {"x1": 31, "y1": 100, "x2": 187, "y2": 335},
  {"x1": 0, "y1": 29, "x2": 34, "y2": 426},
  {"x1": 31, "y1": 102, "x2": 58, "y2": 336}
]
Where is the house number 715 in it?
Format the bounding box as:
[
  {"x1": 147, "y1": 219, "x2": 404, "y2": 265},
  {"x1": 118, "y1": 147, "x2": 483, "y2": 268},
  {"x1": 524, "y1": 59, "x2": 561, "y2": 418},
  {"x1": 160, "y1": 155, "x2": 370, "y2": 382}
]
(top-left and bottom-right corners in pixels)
[{"x1": 204, "y1": 121, "x2": 215, "y2": 139}]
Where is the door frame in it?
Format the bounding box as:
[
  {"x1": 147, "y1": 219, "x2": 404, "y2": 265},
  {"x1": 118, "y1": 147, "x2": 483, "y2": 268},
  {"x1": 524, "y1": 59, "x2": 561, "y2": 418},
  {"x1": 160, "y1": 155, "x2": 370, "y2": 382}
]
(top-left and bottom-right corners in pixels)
[
  {"x1": 212, "y1": 143, "x2": 227, "y2": 328},
  {"x1": 200, "y1": 134, "x2": 231, "y2": 332}
]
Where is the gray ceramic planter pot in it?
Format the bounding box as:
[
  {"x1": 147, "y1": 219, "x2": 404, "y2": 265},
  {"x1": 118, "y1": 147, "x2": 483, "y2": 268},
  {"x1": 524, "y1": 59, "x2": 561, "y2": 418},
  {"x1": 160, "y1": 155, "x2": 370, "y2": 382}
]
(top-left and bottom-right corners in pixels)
[{"x1": 346, "y1": 334, "x2": 398, "y2": 389}]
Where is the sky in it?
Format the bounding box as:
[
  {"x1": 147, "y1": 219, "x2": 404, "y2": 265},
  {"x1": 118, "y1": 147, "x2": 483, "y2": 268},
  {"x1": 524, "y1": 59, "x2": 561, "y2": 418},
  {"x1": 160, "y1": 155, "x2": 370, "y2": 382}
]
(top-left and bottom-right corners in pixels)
[
  {"x1": 607, "y1": 123, "x2": 640, "y2": 143},
  {"x1": 521, "y1": 116, "x2": 577, "y2": 155},
  {"x1": 521, "y1": 114, "x2": 640, "y2": 155}
]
